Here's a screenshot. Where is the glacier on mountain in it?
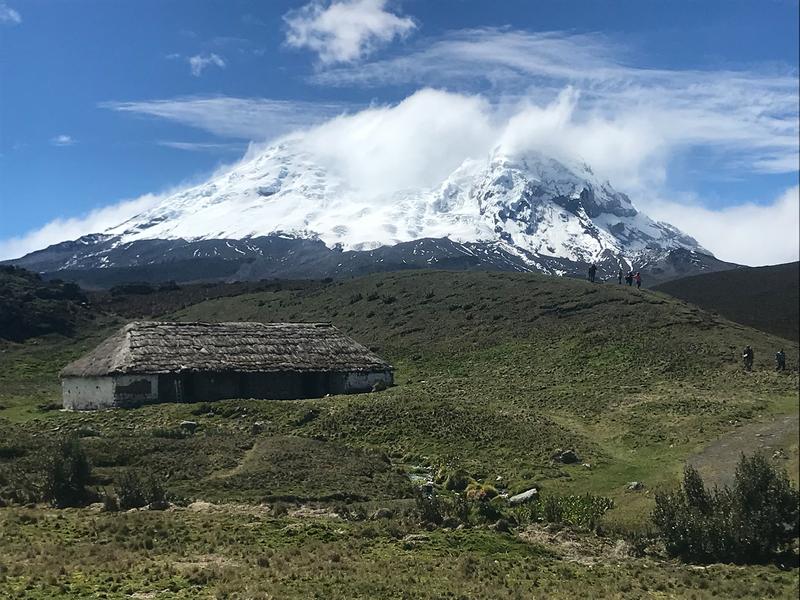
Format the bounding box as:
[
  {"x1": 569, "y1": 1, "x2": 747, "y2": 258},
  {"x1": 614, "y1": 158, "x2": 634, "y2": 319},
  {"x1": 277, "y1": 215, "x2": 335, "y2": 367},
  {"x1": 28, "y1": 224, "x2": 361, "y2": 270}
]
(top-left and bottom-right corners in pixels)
[{"x1": 93, "y1": 137, "x2": 705, "y2": 269}]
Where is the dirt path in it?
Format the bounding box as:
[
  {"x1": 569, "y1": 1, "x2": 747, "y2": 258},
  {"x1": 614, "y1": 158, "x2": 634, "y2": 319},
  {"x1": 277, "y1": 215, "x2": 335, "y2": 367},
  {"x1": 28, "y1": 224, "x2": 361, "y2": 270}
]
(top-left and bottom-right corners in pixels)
[{"x1": 688, "y1": 413, "x2": 799, "y2": 487}]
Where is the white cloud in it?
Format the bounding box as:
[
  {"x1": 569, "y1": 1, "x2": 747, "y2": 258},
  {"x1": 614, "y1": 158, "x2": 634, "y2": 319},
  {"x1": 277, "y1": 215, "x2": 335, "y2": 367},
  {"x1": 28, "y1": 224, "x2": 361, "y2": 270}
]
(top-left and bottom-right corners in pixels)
[
  {"x1": 642, "y1": 186, "x2": 799, "y2": 267},
  {"x1": 283, "y1": 88, "x2": 798, "y2": 265},
  {"x1": 284, "y1": 0, "x2": 415, "y2": 64},
  {"x1": 50, "y1": 134, "x2": 75, "y2": 147},
  {"x1": 188, "y1": 53, "x2": 226, "y2": 76},
  {"x1": 299, "y1": 89, "x2": 495, "y2": 193},
  {"x1": 0, "y1": 193, "x2": 164, "y2": 261},
  {"x1": 100, "y1": 96, "x2": 350, "y2": 140},
  {"x1": 0, "y1": 2, "x2": 20, "y2": 25}
]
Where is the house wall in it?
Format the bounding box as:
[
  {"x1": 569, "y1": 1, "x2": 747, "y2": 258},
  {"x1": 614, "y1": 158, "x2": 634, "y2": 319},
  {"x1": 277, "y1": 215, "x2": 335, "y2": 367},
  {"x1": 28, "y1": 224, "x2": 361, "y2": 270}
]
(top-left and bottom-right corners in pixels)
[
  {"x1": 63, "y1": 369, "x2": 393, "y2": 409},
  {"x1": 113, "y1": 374, "x2": 159, "y2": 407},
  {"x1": 63, "y1": 374, "x2": 159, "y2": 410},
  {"x1": 342, "y1": 370, "x2": 394, "y2": 393},
  {"x1": 62, "y1": 376, "x2": 115, "y2": 410}
]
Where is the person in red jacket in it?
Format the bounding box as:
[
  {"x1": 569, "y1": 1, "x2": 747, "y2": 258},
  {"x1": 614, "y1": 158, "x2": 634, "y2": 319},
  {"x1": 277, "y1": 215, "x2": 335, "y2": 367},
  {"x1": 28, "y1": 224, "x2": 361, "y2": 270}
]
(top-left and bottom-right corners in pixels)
[{"x1": 634, "y1": 272, "x2": 642, "y2": 289}]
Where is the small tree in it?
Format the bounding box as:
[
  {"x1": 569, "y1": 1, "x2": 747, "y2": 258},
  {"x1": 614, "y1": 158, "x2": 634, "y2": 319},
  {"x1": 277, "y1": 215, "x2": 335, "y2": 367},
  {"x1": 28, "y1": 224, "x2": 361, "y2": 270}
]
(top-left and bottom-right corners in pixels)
[
  {"x1": 653, "y1": 454, "x2": 799, "y2": 564},
  {"x1": 42, "y1": 438, "x2": 93, "y2": 508}
]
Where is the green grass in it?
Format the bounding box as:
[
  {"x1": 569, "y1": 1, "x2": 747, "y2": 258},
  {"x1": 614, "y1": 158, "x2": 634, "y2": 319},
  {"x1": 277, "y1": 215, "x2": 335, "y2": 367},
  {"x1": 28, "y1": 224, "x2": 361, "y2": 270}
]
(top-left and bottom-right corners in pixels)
[
  {"x1": 0, "y1": 270, "x2": 797, "y2": 598},
  {"x1": 1, "y1": 506, "x2": 797, "y2": 599}
]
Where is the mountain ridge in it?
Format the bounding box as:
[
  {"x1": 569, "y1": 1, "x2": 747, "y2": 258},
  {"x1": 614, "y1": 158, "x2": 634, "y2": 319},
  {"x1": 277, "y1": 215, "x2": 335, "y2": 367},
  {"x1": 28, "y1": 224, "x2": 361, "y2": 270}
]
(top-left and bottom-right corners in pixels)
[{"x1": 6, "y1": 141, "x2": 738, "y2": 284}]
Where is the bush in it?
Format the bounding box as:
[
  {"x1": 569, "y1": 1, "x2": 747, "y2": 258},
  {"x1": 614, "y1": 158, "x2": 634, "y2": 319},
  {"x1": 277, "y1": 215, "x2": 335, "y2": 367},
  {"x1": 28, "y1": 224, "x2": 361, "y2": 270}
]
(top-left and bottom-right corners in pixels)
[
  {"x1": 415, "y1": 489, "x2": 444, "y2": 525},
  {"x1": 102, "y1": 490, "x2": 120, "y2": 512},
  {"x1": 443, "y1": 469, "x2": 471, "y2": 492},
  {"x1": 538, "y1": 493, "x2": 613, "y2": 530},
  {"x1": 116, "y1": 470, "x2": 170, "y2": 510},
  {"x1": 42, "y1": 438, "x2": 93, "y2": 508},
  {"x1": 465, "y1": 482, "x2": 498, "y2": 502},
  {"x1": 653, "y1": 454, "x2": 799, "y2": 564},
  {"x1": 150, "y1": 427, "x2": 190, "y2": 439}
]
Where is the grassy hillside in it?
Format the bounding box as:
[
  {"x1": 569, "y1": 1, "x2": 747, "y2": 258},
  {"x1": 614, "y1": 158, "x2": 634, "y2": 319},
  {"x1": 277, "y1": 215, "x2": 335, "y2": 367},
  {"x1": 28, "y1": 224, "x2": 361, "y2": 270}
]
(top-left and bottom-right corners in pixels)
[
  {"x1": 654, "y1": 261, "x2": 799, "y2": 342},
  {"x1": 0, "y1": 265, "x2": 93, "y2": 341},
  {"x1": 0, "y1": 270, "x2": 797, "y2": 598}
]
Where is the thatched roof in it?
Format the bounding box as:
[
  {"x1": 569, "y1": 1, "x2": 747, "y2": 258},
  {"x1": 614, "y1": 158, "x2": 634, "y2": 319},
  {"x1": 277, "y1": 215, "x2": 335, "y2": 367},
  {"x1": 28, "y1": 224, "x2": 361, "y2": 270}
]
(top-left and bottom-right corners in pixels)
[{"x1": 61, "y1": 322, "x2": 392, "y2": 377}]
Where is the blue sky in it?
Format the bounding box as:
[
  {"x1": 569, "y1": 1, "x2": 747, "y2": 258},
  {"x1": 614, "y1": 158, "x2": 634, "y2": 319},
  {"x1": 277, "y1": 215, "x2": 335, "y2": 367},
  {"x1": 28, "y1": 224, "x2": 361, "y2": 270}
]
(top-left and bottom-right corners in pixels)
[{"x1": 1, "y1": 0, "x2": 798, "y2": 264}]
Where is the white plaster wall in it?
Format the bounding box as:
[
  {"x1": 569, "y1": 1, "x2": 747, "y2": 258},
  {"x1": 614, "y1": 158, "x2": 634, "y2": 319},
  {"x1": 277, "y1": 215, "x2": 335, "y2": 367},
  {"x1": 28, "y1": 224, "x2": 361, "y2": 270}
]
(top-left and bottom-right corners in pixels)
[
  {"x1": 62, "y1": 377, "x2": 115, "y2": 410},
  {"x1": 344, "y1": 370, "x2": 393, "y2": 393}
]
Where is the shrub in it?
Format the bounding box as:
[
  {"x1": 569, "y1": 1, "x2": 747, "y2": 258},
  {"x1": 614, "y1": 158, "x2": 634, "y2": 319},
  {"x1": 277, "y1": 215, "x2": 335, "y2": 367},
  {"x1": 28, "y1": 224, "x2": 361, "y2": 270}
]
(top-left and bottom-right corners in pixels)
[
  {"x1": 521, "y1": 493, "x2": 612, "y2": 530},
  {"x1": 116, "y1": 471, "x2": 148, "y2": 509},
  {"x1": 653, "y1": 454, "x2": 799, "y2": 564},
  {"x1": 443, "y1": 469, "x2": 471, "y2": 492},
  {"x1": 42, "y1": 438, "x2": 93, "y2": 508},
  {"x1": 465, "y1": 482, "x2": 498, "y2": 502},
  {"x1": 150, "y1": 427, "x2": 190, "y2": 439},
  {"x1": 102, "y1": 490, "x2": 120, "y2": 512},
  {"x1": 116, "y1": 470, "x2": 170, "y2": 510},
  {"x1": 415, "y1": 489, "x2": 444, "y2": 525}
]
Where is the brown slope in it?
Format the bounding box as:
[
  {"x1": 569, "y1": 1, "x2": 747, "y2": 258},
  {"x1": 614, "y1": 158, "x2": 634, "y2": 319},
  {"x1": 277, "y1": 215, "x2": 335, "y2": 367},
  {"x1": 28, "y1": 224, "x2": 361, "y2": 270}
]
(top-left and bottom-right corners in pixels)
[{"x1": 653, "y1": 261, "x2": 799, "y2": 341}]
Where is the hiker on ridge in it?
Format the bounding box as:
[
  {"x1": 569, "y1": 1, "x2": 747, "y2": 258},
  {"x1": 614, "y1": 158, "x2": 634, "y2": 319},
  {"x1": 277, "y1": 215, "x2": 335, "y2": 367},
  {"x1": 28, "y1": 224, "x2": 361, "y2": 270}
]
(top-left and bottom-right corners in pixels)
[
  {"x1": 588, "y1": 263, "x2": 597, "y2": 283},
  {"x1": 742, "y1": 345, "x2": 754, "y2": 372},
  {"x1": 618, "y1": 269, "x2": 623, "y2": 284},
  {"x1": 625, "y1": 271, "x2": 633, "y2": 286},
  {"x1": 634, "y1": 272, "x2": 642, "y2": 289},
  {"x1": 776, "y1": 349, "x2": 786, "y2": 372}
]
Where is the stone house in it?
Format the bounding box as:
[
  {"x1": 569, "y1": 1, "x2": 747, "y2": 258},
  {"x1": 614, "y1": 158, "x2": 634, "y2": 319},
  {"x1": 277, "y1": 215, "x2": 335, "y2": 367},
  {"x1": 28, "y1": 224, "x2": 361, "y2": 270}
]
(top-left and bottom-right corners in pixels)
[{"x1": 60, "y1": 321, "x2": 393, "y2": 410}]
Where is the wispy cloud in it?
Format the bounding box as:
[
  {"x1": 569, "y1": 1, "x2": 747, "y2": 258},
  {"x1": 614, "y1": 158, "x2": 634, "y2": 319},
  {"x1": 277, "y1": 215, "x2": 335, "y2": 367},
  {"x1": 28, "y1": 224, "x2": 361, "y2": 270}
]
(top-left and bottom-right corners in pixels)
[
  {"x1": 100, "y1": 96, "x2": 351, "y2": 140},
  {"x1": 284, "y1": 0, "x2": 415, "y2": 64},
  {"x1": 50, "y1": 134, "x2": 75, "y2": 147},
  {"x1": 157, "y1": 140, "x2": 247, "y2": 153},
  {"x1": 0, "y1": 2, "x2": 20, "y2": 25},
  {"x1": 188, "y1": 53, "x2": 226, "y2": 76},
  {"x1": 0, "y1": 193, "x2": 164, "y2": 261},
  {"x1": 312, "y1": 28, "x2": 799, "y2": 179}
]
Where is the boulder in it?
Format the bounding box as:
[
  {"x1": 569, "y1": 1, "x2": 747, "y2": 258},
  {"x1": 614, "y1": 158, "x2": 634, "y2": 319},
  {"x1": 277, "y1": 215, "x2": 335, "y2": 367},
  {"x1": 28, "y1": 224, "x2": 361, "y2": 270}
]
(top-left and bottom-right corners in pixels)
[
  {"x1": 626, "y1": 481, "x2": 644, "y2": 491},
  {"x1": 508, "y1": 487, "x2": 539, "y2": 505},
  {"x1": 370, "y1": 508, "x2": 394, "y2": 520},
  {"x1": 491, "y1": 518, "x2": 513, "y2": 533},
  {"x1": 441, "y1": 516, "x2": 461, "y2": 529},
  {"x1": 552, "y1": 449, "x2": 580, "y2": 464},
  {"x1": 179, "y1": 420, "x2": 199, "y2": 433},
  {"x1": 372, "y1": 380, "x2": 387, "y2": 392}
]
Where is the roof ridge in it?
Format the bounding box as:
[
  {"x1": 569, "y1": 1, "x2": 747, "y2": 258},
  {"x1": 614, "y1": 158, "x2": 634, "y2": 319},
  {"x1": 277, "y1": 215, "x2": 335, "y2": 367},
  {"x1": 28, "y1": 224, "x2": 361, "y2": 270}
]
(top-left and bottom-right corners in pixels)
[
  {"x1": 127, "y1": 321, "x2": 335, "y2": 326},
  {"x1": 61, "y1": 321, "x2": 390, "y2": 377}
]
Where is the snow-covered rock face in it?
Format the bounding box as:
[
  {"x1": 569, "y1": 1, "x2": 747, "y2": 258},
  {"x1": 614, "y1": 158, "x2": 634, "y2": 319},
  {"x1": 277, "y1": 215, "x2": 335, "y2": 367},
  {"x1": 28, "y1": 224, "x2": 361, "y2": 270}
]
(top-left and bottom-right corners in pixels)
[{"x1": 103, "y1": 139, "x2": 706, "y2": 268}]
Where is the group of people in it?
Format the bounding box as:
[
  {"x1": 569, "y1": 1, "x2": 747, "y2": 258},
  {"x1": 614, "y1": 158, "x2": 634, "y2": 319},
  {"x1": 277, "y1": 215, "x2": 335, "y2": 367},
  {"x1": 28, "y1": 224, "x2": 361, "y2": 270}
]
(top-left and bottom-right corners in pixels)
[
  {"x1": 620, "y1": 269, "x2": 642, "y2": 289},
  {"x1": 742, "y1": 345, "x2": 787, "y2": 372},
  {"x1": 586, "y1": 264, "x2": 642, "y2": 289}
]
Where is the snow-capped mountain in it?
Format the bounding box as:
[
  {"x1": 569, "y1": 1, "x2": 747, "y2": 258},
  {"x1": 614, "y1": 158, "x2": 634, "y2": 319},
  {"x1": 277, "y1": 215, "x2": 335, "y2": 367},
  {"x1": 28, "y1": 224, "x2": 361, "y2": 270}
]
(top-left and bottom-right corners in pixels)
[{"x1": 8, "y1": 139, "x2": 735, "y2": 284}]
